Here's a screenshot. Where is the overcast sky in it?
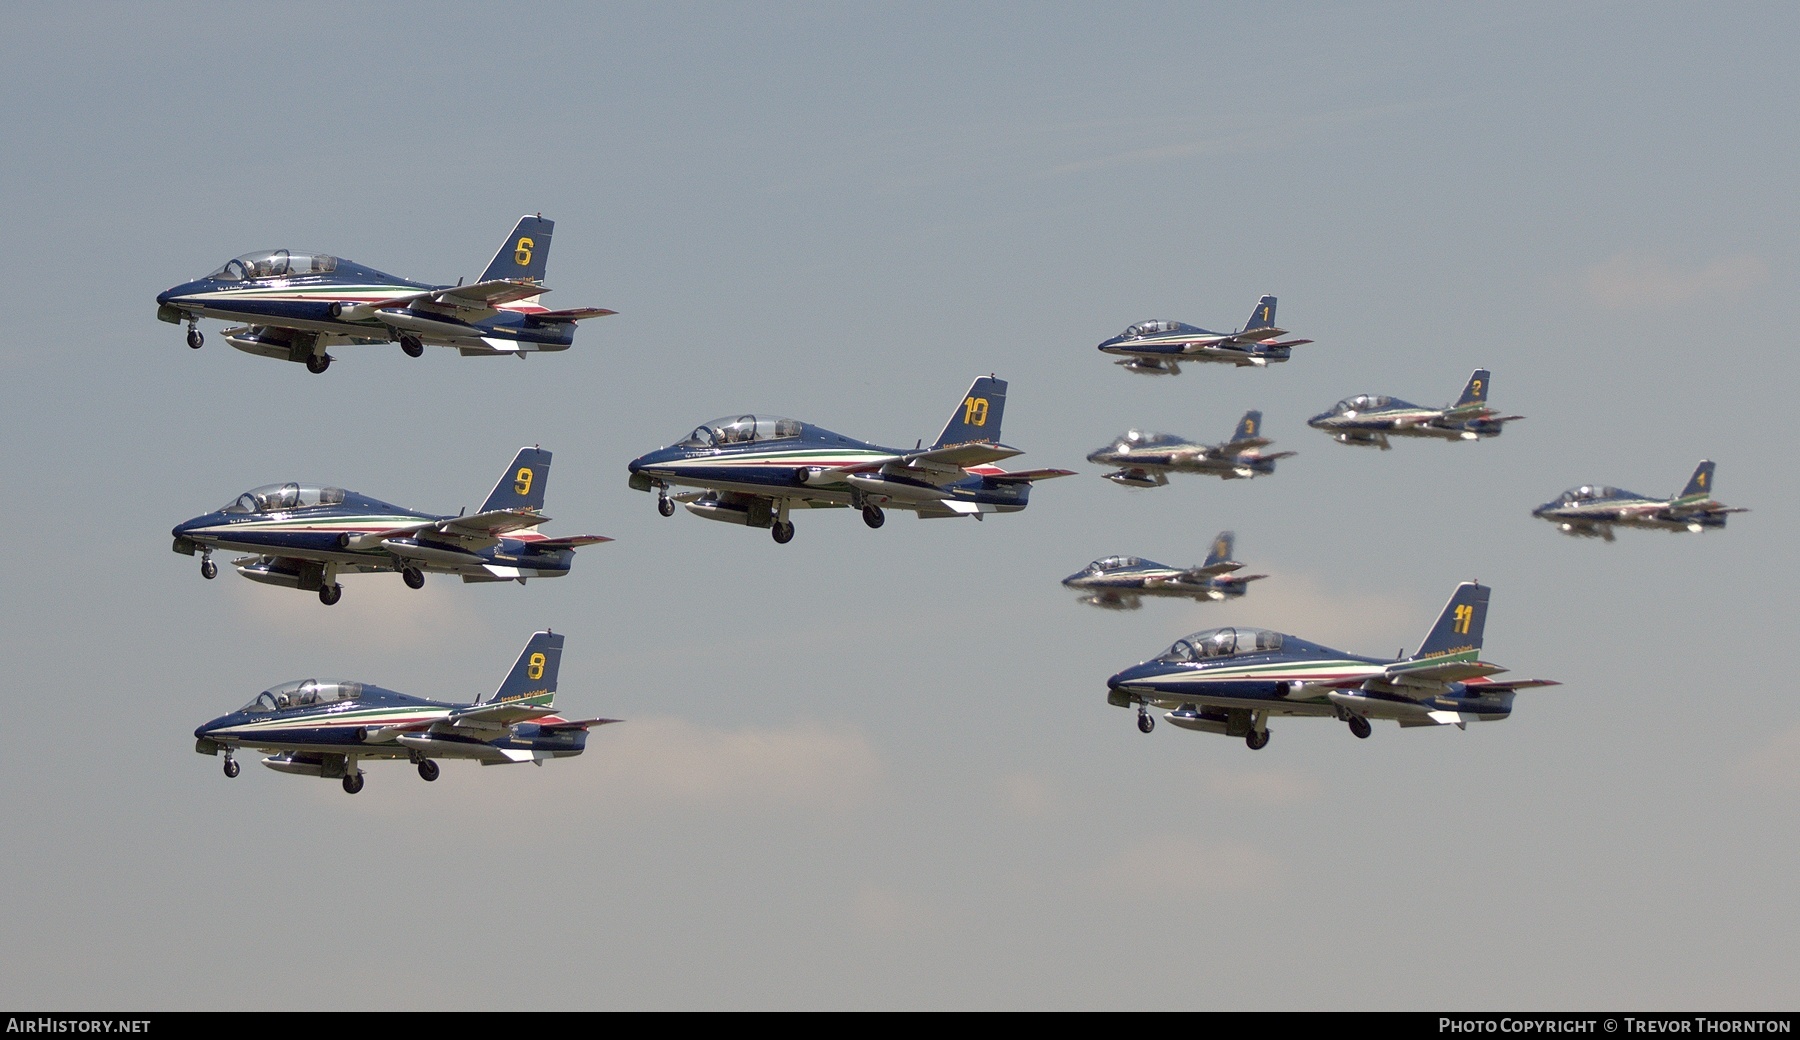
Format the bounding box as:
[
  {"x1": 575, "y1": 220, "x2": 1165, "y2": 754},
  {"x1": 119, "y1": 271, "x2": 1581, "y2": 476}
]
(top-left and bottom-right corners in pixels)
[{"x1": 1, "y1": 2, "x2": 1795, "y2": 1010}]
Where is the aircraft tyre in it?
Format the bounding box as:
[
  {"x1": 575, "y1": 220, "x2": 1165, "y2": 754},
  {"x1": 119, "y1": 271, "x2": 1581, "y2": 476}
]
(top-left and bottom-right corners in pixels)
[
  {"x1": 186, "y1": 327, "x2": 203, "y2": 350},
  {"x1": 1348, "y1": 715, "x2": 1372, "y2": 740},
  {"x1": 771, "y1": 521, "x2": 795, "y2": 544},
  {"x1": 319, "y1": 583, "x2": 343, "y2": 606},
  {"x1": 417, "y1": 760, "x2": 439, "y2": 782},
  {"x1": 342, "y1": 773, "x2": 364, "y2": 794},
  {"x1": 222, "y1": 757, "x2": 239, "y2": 779},
  {"x1": 657, "y1": 495, "x2": 675, "y2": 517},
  {"x1": 400, "y1": 335, "x2": 424, "y2": 358},
  {"x1": 1137, "y1": 709, "x2": 1154, "y2": 734},
  {"x1": 305, "y1": 354, "x2": 331, "y2": 374},
  {"x1": 200, "y1": 558, "x2": 217, "y2": 580},
  {"x1": 862, "y1": 505, "x2": 885, "y2": 529},
  {"x1": 402, "y1": 567, "x2": 425, "y2": 590},
  {"x1": 1246, "y1": 729, "x2": 1270, "y2": 750}
]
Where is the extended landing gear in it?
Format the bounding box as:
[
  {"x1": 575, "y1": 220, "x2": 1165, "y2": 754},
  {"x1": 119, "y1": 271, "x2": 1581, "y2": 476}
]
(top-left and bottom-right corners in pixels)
[
  {"x1": 186, "y1": 323, "x2": 203, "y2": 350},
  {"x1": 1137, "y1": 708, "x2": 1155, "y2": 734},
  {"x1": 417, "y1": 759, "x2": 440, "y2": 782},
  {"x1": 402, "y1": 567, "x2": 425, "y2": 590},
  {"x1": 657, "y1": 493, "x2": 675, "y2": 517},
  {"x1": 400, "y1": 334, "x2": 423, "y2": 358},
  {"x1": 318, "y1": 583, "x2": 343, "y2": 606},
  {"x1": 341, "y1": 772, "x2": 364, "y2": 794},
  {"x1": 200, "y1": 552, "x2": 217, "y2": 581},
  {"x1": 1245, "y1": 728, "x2": 1270, "y2": 750},
  {"x1": 771, "y1": 520, "x2": 795, "y2": 544},
  {"x1": 1346, "y1": 714, "x2": 1372, "y2": 740},
  {"x1": 862, "y1": 505, "x2": 886, "y2": 529},
  {"x1": 305, "y1": 353, "x2": 332, "y2": 374},
  {"x1": 222, "y1": 755, "x2": 239, "y2": 779}
]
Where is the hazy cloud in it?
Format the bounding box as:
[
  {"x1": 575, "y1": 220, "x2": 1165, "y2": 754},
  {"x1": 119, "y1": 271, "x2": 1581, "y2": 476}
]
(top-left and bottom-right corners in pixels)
[
  {"x1": 1582, "y1": 251, "x2": 1769, "y2": 309},
  {"x1": 851, "y1": 883, "x2": 942, "y2": 935},
  {"x1": 1201, "y1": 767, "x2": 1322, "y2": 807},
  {"x1": 996, "y1": 772, "x2": 1057, "y2": 817},
  {"x1": 1734, "y1": 723, "x2": 1800, "y2": 790},
  {"x1": 1089, "y1": 835, "x2": 1282, "y2": 891},
  {"x1": 584, "y1": 716, "x2": 883, "y2": 814}
]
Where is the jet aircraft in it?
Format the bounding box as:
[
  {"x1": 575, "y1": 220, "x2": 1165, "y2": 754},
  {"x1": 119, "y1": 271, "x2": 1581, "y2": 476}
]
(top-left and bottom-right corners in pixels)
[
  {"x1": 1063, "y1": 531, "x2": 1267, "y2": 610},
  {"x1": 1088, "y1": 411, "x2": 1294, "y2": 487},
  {"x1": 1097, "y1": 295, "x2": 1312, "y2": 375},
  {"x1": 1106, "y1": 582, "x2": 1557, "y2": 749},
  {"x1": 194, "y1": 630, "x2": 618, "y2": 794},
  {"x1": 626, "y1": 376, "x2": 1073, "y2": 543},
  {"x1": 155, "y1": 215, "x2": 614, "y2": 373},
  {"x1": 1532, "y1": 460, "x2": 1746, "y2": 541},
  {"x1": 172, "y1": 447, "x2": 609, "y2": 604},
  {"x1": 1308, "y1": 368, "x2": 1524, "y2": 450}
]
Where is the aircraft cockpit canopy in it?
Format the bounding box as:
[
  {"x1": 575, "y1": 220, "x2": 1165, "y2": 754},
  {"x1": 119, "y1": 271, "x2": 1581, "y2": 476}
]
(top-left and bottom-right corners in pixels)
[
  {"x1": 680, "y1": 415, "x2": 804, "y2": 448},
  {"x1": 240, "y1": 679, "x2": 365, "y2": 714},
  {"x1": 1158, "y1": 627, "x2": 1284, "y2": 662},
  {"x1": 1089, "y1": 556, "x2": 1143, "y2": 573},
  {"x1": 208, "y1": 249, "x2": 340, "y2": 282},
  {"x1": 1561, "y1": 485, "x2": 1626, "y2": 503},
  {"x1": 1332, "y1": 394, "x2": 1399, "y2": 414},
  {"x1": 1121, "y1": 320, "x2": 1179, "y2": 339},
  {"x1": 220, "y1": 483, "x2": 347, "y2": 514},
  {"x1": 1112, "y1": 429, "x2": 1182, "y2": 451}
]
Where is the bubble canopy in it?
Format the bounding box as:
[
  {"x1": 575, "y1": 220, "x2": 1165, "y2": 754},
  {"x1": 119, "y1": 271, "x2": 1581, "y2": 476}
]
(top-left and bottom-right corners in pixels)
[
  {"x1": 207, "y1": 250, "x2": 340, "y2": 282},
  {"x1": 219, "y1": 483, "x2": 346, "y2": 514},
  {"x1": 678, "y1": 415, "x2": 804, "y2": 448},
  {"x1": 239, "y1": 679, "x2": 365, "y2": 714},
  {"x1": 1157, "y1": 627, "x2": 1285, "y2": 662}
]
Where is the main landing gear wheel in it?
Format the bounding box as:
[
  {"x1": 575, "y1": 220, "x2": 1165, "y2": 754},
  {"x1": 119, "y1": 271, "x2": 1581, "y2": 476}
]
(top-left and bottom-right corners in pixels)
[
  {"x1": 657, "y1": 494, "x2": 675, "y2": 518},
  {"x1": 771, "y1": 520, "x2": 795, "y2": 544},
  {"x1": 341, "y1": 773, "x2": 365, "y2": 794},
  {"x1": 1245, "y1": 729, "x2": 1270, "y2": 750},
  {"x1": 305, "y1": 354, "x2": 332, "y2": 374},
  {"x1": 1137, "y1": 709, "x2": 1155, "y2": 734},
  {"x1": 862, "y1": 505, "x2": 886, "y2": 529},
  {"x1": 222, "y1": 757, "x2": 239, "y2": 778},
  {"x1": 402, "y1": 567, "x2": 425, "y2": 590},
  {"x1": 200, "y1": 557, "x2": 217, "y2": 580},
  {"x1": 417, "y1": 760, "x2": 440, "y2": 782},
  {"x1": 400, "y1": 335, "x2": 424, "y2": 358},
  {"x1": 1347, "y1": 715, "x2": 1372, "y2": 740},
  {"x1": 186, "y1": 326, "x2": 203, "y2": 350},
  {"x1": 318, "y1": 583, "x2": 343, "y2": 606}
]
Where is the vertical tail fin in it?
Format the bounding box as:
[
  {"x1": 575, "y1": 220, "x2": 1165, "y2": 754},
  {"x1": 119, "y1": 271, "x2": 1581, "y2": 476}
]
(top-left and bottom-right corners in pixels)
[
  {"x1": 933, "y1": 376, "x2": 1008, "y2": 447},
  {"x1": 1230, "y1": 410, "x2": 1265, "y2": 445},
  {"x1": 483, "y1": 630, "x2": 563, "y2": 705},
  {"x1": 1245, "y1": 295, "x2": 1277, "y2": 330},
  {"x1": 1678, "y1": 460, "x2": 1716, "y2": 501},
  {"x1": 1455, "y1": 369, "x2": 1492, "y2": 408},
  {"x1": 480, "y1": 215, "x2": 555, "y2": 284},
  {"x1": 480, "y1": 447, "x2": 552, "y2": 513},
  {"x1": 1413, "y1": 582, "x2": 1489, "y2": 659},
  {"x1": 1204, "y1": 530, "x2": 1236, "y2": 568}
]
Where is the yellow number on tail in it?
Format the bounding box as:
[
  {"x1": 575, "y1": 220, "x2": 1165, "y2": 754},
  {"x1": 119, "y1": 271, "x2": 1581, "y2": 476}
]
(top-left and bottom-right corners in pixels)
[
  {"x1": 963, "y1": 397, "x2": 989, "y2": 426},
  {"x1": 1453, "y1": 604, "x2": 1473, "y2": 635},
  {"x1": 1470, "y1": 379, "x2": 1483, "y2": 397},
  {"x1": 514, "y1": 237, "x2": 534, "y2": 267},
  {"x1": 1243, "y1": 418, "x2": 1256, "y2": 435},
  {"x1": 514, "y1": 467, "x2": 534, "y2": 496},
  {"x1": 528, "y1": 652, "x2": 545, "y2": 680}
]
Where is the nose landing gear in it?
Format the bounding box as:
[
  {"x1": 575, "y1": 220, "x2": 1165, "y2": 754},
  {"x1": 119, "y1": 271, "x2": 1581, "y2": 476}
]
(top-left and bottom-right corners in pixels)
[
  {"x1": 657, "y1": 493, "x2": 675, "y2": 517},
  {"x1": 1136, "y1": 708, "x2": 1155, "y2": 733},
  {"x1": 222, "y1": 754, "x2": 239, "y2": 778},
  {"x1": 200, "y1": 550, "x2": 217, "y2": 581},
  {"x1": 186, "y1": 322, "x2": 203, "y2": 350},
  {"x1": 862, "y1": 505, "x2": 886, "y2": 529}
]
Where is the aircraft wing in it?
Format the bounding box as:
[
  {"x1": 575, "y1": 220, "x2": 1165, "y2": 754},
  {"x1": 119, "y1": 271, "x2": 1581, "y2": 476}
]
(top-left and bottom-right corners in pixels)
[
  {"x1": 537, "y1": 717, "x2": 623, "y2": 733},
  {"x1": 1386, "y1": 659, "x2": 1508, "y2": 687},
  {"x1": 1462, "y1": 677, "x2": 1562, "y2": 693},
  {"x1": 525, "y1": 307, "x2": 617, "y2": 323},
  {"x1": 1171, "y1": 561, "x2": 1244, "y2": 581},
  {"x1": 376, "y1": 279, "x2": 549, "y2": 314},
  {"x1": 984, "y1": 467, "x2": 1078, "y2": 483},
  {"x1": 435, "y1": 508, "x2": 549, "y2": 540},
  {"x1": 528, "y1": 534, "x2": 614, "y2": 549},
  {"x1": 437, "y1": 701, "x2": 561, "y2": 733},
  {"x1": 822, "y1": 442, "x2": 1023, "y2": 484},
  {"x1": 1216, "y1": 326, "x2": 1292, "y2": 344}
]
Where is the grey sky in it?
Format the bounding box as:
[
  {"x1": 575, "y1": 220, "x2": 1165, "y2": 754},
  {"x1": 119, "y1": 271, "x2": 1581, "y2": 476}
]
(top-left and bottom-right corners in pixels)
[{"x1": 1, "y1": 2, "x2": 1794, "y2": 1009}]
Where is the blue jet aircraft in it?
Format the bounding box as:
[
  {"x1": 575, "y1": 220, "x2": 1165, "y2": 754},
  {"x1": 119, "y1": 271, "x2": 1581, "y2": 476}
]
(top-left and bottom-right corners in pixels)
[
  {"x1": 172, "y1": 447, "x2": 609, "y2": 605},
  {"x1": 156, "y1": 215, "x2": 613, "y2": 373},
  {"x1": 1532, "y1": 460, "x2": 1746, "y2": 541},
  {"x1": 1063, "y1": 531, "x2": 1267, "y2": 610},
  {"x1": 627, "y1": 376, "x2": 1073, "y2": 543},
  {"x1": 1106, "y1": 582, "x2": 1557, "y2": 748},
  {"x1": 1308, "y1": 368, "x2": 1524, "y2": 450},
  {"x1": 194, "y1": 631, "x2": 618, "y2": 794},
  {"x1": 1088, "y1": 411, "x2": 1294, "y2": 487},
  {"x1": 1097, "y1": 295, "x2": 1312, "y2": 375}
]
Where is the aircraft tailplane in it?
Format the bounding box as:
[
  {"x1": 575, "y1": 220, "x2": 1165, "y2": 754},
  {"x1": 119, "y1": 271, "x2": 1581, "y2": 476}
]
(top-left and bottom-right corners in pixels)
[
  {"x1": 1203, "y1": 530, "x2": 1236, "y2": 568},
  {"x1": 480, "y1": 447, "x2": 552, "y2": 513},
  {"x1": 1229, "y1": 410, "x2": 1265, "y2": 445},
  {"x1": 1455, "y1": 369, "x2": 1492, "y2": 408},
  {"x1": 1678, "y1": 460, "x2": 1716, "y2": 502},
  {"x1": 1413, "y1": 582, "x2": 1489, "y2": 659},
  {"x1": 480, "y1": 215, "x2": 555, "y2": 284},
  {"x1": 1245, "y1": 295, "x2": 1277, "y2": 331},
  {"x1": 482, "y1": 630, "x2": 563, "y2": 705},
  {"x1": 933, "y1": 376, "x2": 1008, "y2": 448}
]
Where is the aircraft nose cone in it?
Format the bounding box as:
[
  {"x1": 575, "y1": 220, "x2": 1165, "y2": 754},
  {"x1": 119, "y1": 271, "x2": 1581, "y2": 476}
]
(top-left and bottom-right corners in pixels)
[
  {"x1": 1061, "y1": 571, "x2": 1086, "y2": 588},
  {"x1": 1107, "y1": 663, "x2": 1155, "y2": 690}
]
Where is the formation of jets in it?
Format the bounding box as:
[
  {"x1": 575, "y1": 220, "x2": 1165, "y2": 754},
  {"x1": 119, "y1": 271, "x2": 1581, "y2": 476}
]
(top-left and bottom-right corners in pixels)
[
  {"x1": 171, "y1": 447, "x2": 609, "y2": 605},
  {"x1": 627, "y1": 376, "x2": 1073, "y2": 543},
  {"x1": 156, "y1": 216, "x2": 614, "y2": 373},
  {"x1": 194, "y1": 631, "x2": 617, "y2": 794},
  {"x1": 1088, "y1": 411, "x2": 1294, "y2": 487},
  {"x1": 158, "y1": 218, "x2": 1752, "y2": 788}
]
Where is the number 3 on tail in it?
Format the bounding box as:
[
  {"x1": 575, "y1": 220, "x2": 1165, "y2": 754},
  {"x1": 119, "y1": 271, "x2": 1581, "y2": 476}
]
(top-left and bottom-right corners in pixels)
[
  {"x1": 963, "y1": 397, "x2": 989, "y2": 426},
  {"x1": 1453, "y1": 604, "x2": 1474, "y2": 635}
]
